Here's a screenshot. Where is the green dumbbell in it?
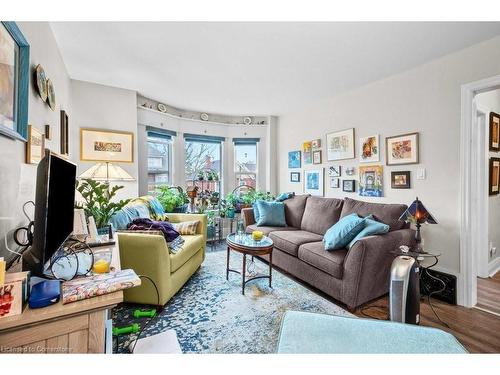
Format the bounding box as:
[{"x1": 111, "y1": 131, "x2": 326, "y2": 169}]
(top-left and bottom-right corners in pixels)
[
  {"x1": 133, "y1": 309, "x2": 157, "y2": 318},
  {"x1": 112, "y1": 323, "x2": 140, "y2": 336}
]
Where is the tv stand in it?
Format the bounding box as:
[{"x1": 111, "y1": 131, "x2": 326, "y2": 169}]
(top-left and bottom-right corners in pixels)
[{"x1": 0, "y1": 243, "x2": 122, "y2": 353}]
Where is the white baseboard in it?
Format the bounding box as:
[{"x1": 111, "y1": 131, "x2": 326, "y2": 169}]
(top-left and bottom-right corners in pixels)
[{"x1": 488, "y1": 257, "x2": 500, "y2": 277}]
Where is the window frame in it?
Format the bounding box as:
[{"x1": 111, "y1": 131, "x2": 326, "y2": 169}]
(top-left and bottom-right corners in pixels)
[
  {"x1": 146, "y1": 133, "x2": 172, "y2": 193},
  {"x1": 234, "y1": 141, "x2": 258, "y2": 189}
]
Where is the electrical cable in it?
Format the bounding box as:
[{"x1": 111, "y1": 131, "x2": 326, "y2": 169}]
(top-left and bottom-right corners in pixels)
[
  {"x1": 128, "y1": 275, "x2": 161, "y2": 354},
  {"x1": 422, "y1": 256, "x2": 450, "y2": 329}
]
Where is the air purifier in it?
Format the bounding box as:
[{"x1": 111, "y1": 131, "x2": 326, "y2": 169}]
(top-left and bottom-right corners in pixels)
[{"x1": 389, "y1": 255, "x2": 420, "y2": 325}]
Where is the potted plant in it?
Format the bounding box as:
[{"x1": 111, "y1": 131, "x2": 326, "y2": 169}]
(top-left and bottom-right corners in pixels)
[
  {"x1": 197, "y1": 170, "x2": 205, "y2": 181},
  {"x1": 225, "y1": 193, "x2": 238, "y2": 218},
  {"x1": 206, "y1": 210, "x2": 216, "y2": 238},
  {"x1": 210, "y1": 191, "x2": 220, "y2": 205},
  {"x1": 156, "y1": 186, "x2": 188, "y2": 213},
  {"x1": 76, "y1": 179, "x2": 131, "y2": 233}
]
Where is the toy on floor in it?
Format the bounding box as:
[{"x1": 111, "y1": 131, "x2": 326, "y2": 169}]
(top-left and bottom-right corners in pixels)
[
  {"x1": 134, "y1": 309, "x2": 156, "y2": 318},
  {"x1": 113, "y1": 323, "x2": 139, "y2": 336}
]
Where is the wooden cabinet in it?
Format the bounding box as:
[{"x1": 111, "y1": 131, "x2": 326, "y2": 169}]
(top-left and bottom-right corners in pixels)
[{"x1": 0, "y1": 244, "x2": 123, "y2": 354}]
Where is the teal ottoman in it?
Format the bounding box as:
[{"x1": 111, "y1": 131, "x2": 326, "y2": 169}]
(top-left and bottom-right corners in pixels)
[{"x1": 277, "y1": 311, "x2": 467, "y2": 354}]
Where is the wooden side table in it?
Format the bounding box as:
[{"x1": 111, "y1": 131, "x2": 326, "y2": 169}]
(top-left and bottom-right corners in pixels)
[
  {"x1": 226, "y1": 233, "x2": 274, "y2": 295},
  {"x1": 0, "y1": 243, "x2": 123, "y2": 354}
]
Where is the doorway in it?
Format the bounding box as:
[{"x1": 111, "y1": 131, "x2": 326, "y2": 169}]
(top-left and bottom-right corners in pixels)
[{"x1": 460, "y1": 76, "x2": 500, "y2": 310}]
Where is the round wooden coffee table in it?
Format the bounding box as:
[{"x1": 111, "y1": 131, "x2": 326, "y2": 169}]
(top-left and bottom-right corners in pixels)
[{"x1": 226, "y1": 233, "x2": 274, "y2": 295}]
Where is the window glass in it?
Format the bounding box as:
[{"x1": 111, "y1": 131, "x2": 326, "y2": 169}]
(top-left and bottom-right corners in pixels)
[{"x1": 147, "y1": 135, "x2": 170, "y2": 193}]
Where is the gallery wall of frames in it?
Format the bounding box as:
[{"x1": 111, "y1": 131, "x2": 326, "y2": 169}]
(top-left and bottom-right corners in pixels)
[{"x1": 287, "y1": 129, "x2": 418, "y2": 198}]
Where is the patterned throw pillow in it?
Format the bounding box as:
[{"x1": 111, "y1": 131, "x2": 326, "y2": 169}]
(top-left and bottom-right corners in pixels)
[{"x1": 173, "y1": 220, "x2": 200, "y2": 235}]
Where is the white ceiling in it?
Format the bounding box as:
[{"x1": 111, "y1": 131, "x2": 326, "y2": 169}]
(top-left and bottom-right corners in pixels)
[{"x1": 51, "y1": 22, "x2": 500, "y2": 116}]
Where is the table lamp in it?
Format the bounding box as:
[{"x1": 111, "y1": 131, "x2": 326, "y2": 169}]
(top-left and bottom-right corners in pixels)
[
  {"x1": 78, "y1": 162, "x2": 135, "y2": 182},
  {"x1": 399, "y1": 197, "x2": 437, "y2": 252}
]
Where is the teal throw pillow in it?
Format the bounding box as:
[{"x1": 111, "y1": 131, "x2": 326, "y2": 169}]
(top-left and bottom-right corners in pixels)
[
  {"x1": 347, "y1": 217, "x2": 390, "y2": 249},
  {"x1": 324, "y1": 213, "x2": 366, "y2": 251},
  {"x1": 255, "y1": 200, "x2": 287, "y2": 227},
  {"x1": 253, "y1": 199, "x2": 264, "y2": 223},
  {"x1": 276, "y1": 192, "x2": 295, "y2": 202}
]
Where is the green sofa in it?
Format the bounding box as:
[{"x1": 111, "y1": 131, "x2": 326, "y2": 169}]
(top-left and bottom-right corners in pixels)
[{"x1": 110, "y1": 196, "x2": 207, "y2": 306}]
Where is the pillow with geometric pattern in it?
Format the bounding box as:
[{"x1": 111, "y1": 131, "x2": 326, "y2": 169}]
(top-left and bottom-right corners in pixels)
[{"x1": 172, "y1": 220, "x2": 200, "y2": 235}]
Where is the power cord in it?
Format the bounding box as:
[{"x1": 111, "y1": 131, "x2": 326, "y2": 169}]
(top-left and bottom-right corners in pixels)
[
  {"x1": 128, "y1": 275, "x2": 161, "y2": 354},
  {"x1": 5, "y1": 201, "x2": 35, "y2": 270},
  {"x1": 422, "y1": 256, "x2": 450, "y2": 329}
]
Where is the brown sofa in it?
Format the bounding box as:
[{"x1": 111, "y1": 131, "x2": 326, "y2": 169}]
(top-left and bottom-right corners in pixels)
[{"x1": 242, "y1": 195, "x2": 415, "y2": 310}]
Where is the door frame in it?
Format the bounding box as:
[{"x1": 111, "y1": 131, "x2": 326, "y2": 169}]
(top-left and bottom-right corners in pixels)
[{"x1": 460, "y1": 74, "x2": 500, "y2": 307}]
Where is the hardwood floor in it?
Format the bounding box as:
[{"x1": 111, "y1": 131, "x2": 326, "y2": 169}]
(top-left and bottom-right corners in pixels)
[
  {"x1": 355, "y1": 295, "x2": 500, "y2": 353},
  {"x1": 476, "y1": 272, "x2": 500, "y2": 316}
]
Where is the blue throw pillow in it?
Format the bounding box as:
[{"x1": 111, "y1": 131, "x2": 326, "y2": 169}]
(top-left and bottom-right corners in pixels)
[
  {"x1": 276, "y1": 192, "x2": 295, "y2": 202},
  {"x1": 255, "y1": 200, "x2": 287, "y2": 227},
  {"x1": 324, "y1": 213, "x2": 366, "y2": 251},
  {"x1": 253, "y1": 200, "x2": 264, "y2": 223},
  {"x1": 347, "y1": 217, "x2": 390, "y2": 249}
]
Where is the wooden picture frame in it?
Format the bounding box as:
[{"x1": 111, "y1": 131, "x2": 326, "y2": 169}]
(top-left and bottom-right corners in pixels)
[
  {"x1": 80, "y1": 128, "x2": 134, "y2": 163},
  {"x1": 60, "y1": 110, "x2": 69, "y2": 156},
  {"x1": 326, "y1": 128, "x2": 355, "y2": 161},
  {"x1": 490, "y1": 112, "x2": 500, "y2": 152},
  {"x1": 26, "y1": 125, "x2": 44, "y2": 164},
  {"x1": 391, "y1": 171, "x2": 411, "y2": 189},
  {"x1": 312, "y1": 150, "x2": 322, "y2": 164},
  {"x1": 385, "y1": 132, "x2": 419, "y2": 166},
  {"x1": 0, "y1": 22, "x2": 29, "y2": 141},
  {"x1": 489, "y1": 157, "x2": 500, "y2": 196}
]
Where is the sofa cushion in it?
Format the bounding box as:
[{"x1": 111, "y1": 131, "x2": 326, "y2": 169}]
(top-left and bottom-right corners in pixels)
[
  {"x1": 255, "y1": 200, "x2": 287, "y2": 227},
  {"x1": 324, "y1": 213, "x2": 366, "y2": 251},
  {"x1": 283, "y1": 194, "x2": 310, "y2": 228},
  {"x1": 347, "y1": 217, "x2": 390, "y2": 249},
  {"x1": 270, "y1": 230, "x2": 323, "y2": 257},
  {"x1": 298, "y1": 241, "x2": 347, "y2": 279},
  {"x1": 340, "y1": 198, "x2": 408, "y2": 231},
  {"x1": 246, "y1": 224, "x2": 299, "y2": 236},
  {"x1": 170, "y1": 234, "x2": 204, "y2": 273},
  {"x1": 300, "y1": 196, "x2": 344, "y2": 235}
]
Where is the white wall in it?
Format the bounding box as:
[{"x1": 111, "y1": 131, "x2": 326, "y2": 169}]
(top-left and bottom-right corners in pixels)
[
  {"x1": 476, "y1": 89, "x2": 500, "y2": 267},
  {"x1": 137, "y1": 106, "x2": 272, "y2": 196},
  {"x1": 70, "y1": 80, "x2": 138, "y2": 200},
  {"x1": 277, "y1": 35, "x2": 500, "y2": 276},
  {"x1": 0, "y1": 22, "x2": 72, "y2": 263}
]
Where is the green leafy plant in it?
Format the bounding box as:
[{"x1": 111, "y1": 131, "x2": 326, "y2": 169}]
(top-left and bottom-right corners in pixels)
[
  {"x1": 75, "y1": 179, "x2": 131, "y2": 228},
  {"x1": 225, "y1": 193, "x2": 238, "y2": 208},
  {"x1": 156, "y1": 186, "x2": 188, "y2": 213}
]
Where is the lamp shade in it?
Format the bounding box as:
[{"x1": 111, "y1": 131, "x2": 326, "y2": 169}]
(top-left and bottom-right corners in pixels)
[
  {"x1": 79, "y1": 162, "x2": 135, "y2": 181},
  {"x1": 399, "y1": 197, "x2": 437, "y2": 224}
]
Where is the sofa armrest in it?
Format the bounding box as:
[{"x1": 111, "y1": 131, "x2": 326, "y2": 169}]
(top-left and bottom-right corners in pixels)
[
  {"x1": 341, "y1": 228, "x2": 416, "y2": 309},
  {"x1": 117, "y1": 232, "x2": 172, "y2": 304},
  {"x1": 241, "y1": 208, "x2": 256, "y2": 227}
]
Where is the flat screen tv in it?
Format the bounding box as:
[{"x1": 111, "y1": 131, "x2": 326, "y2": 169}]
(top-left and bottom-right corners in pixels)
[{"x1": 22, "y1": 149, "x2": 77, "y2": 276}]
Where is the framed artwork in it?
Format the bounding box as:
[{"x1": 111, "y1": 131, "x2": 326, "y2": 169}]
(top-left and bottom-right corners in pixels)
[
  {"x1": 312, "y1": 150, "x2": 322, "y2": 164},
  {"x1": 60, "y1": 110, "x2": 69, "y2": 156},
  {"x1": 305, "y1": 169, "x2": 324, "y2": 196},
  {"x1": 290, "y1": 172, "x2": 301, "y2": 183},
  {"x1": 288, "y1": 150, "x2": 301, "y2": 168},
  {"x1": 44, "y1": 124, "x2": 51, "y2": 140},
  {"x1": 311, "y1": 138, "x2": 322, "y2": 149},
  {"x1": 326, "y1": 128, "x2": 355, "y2": 161},
  {"x1": 328, "y1": 165, "x2": 341, "y2": 177},
  {"x1": 391, "y1": 171, "x2": 411, "y2": 189},
  {"x1": 359, "y1": 165, "x2": 383, "y2": 197},
  {"x1": 0, "y1": 22, "x2": 29, "y2": 141},
  {"x1": 345, "y1": 167, "x2": 356, "y2": 176},
  {"x1": 330, "y1": 178, "x2": 340, "y2": 188},
  {"x1": 343, "y1": 179, "x2": 356, "y2": 193},
  {"x1": 80, "y1": 128, "x2": 134, "y2": 163},
  {"x1": 386, "y1": 132, "x2": 419, "y2": 165},
  {"x1": 26, "y1": 125, "x2": 44, "y2": 164},
  {"x1": 303, "y1": 141, "x2": 312, "y2": 164},
  {"x1": 490, "y1": 112, "x2": 500, "y2": 152},
  {"x1": 360, "y1": 134, "x2": 380, "y2": 163},
  {"x1": 490, "y1": 157, "x2": 500, "y2": 196}
]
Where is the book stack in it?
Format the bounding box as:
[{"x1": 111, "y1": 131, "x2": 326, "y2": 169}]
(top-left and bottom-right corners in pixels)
[{"x1": 61, "y1": 269, "x2": 141, "y2": 304}]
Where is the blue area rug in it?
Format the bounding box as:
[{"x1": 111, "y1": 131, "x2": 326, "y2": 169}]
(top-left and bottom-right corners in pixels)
[{"x1": 113, "y1": 245, "x2": 352, "y2": 353}]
